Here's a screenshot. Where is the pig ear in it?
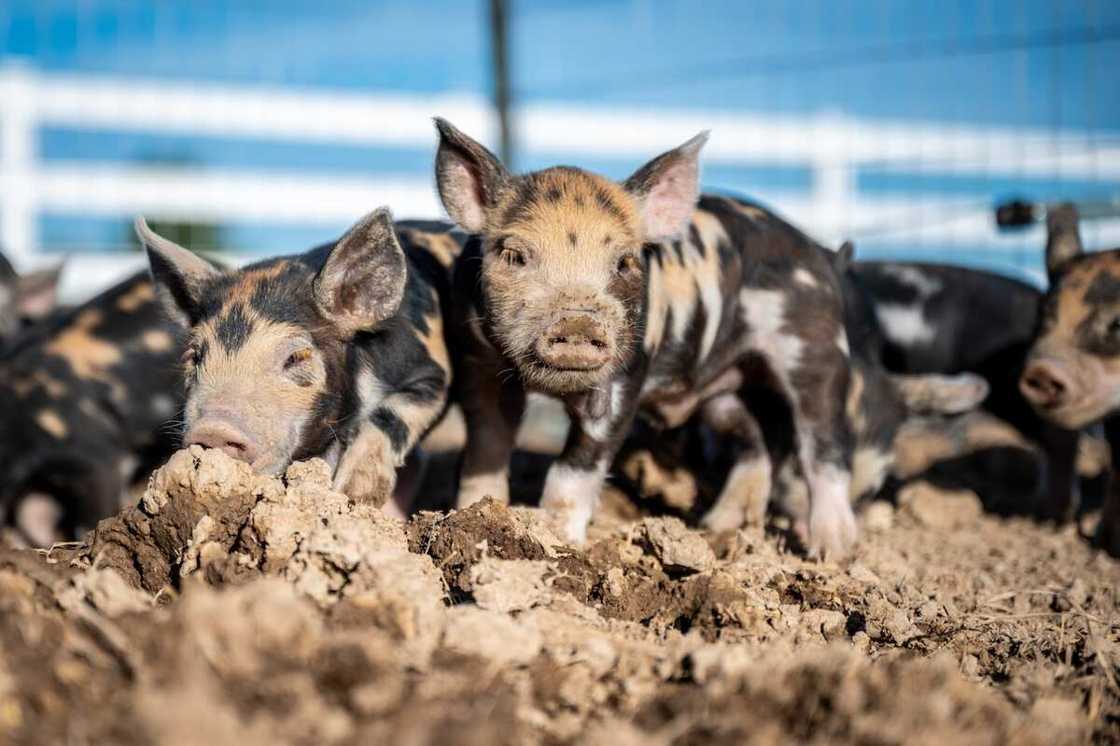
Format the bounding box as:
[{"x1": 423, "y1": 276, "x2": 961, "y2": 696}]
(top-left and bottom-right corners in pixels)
[
  {"x1": 135, "y1": 217, "x2": 219, "y2": 328},
  {"x1": 314, "y1": 207, "x2": 407, "y2": 335},
  {"x1": 1046, "y1": 203, "x2": 1083, "y2": 279},
  {"x1": 15, "y1": 264, "x2": 63, "y2": 320},
  {"x1": 433, "y1": 117, "x2": 511, "y2": 232},
  {"x1": 833, "y1": 241, "x2": 855, "y2": 273},
  {"x1": 623, "y1": 131, "x2": 708, "y2": 241}
]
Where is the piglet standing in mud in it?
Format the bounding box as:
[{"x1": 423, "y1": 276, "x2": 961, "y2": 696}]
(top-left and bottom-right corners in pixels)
[
  {"x1": 435, "y1": 119, "x2": 862, "y2": 557},
  {"x1": 136, "y1": 208, "x2": 455, "y2": 511},
  {"x1": 1020, "y1": 204, "x2": 1120, "y2": 556}
]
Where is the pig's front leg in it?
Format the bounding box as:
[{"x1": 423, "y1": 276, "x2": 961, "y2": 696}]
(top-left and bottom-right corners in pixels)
[
  {"x1": 1096, "y1": 417, "x2": 1120, "y2": 557},
  {"x1": 456, "y1": 360, "x2": 526, "y2": 508},
  {"x1": 334, "y1": 374, "x2": 449, "y2": 512},
  {"x1": 541, "y1": 379, "x2": 639, "y2": 543}
]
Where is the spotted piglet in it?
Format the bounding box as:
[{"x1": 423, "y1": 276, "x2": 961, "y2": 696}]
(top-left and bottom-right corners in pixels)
[
  {"x1": 0, "y1": 272, "x2": 181, "y2": 545},
  {"x1": 435, "y1": 119, "x2": 861, "y2": 557},
  {"x1": 1020, "y1": 205, "x2": 1120, "y2": 556},
  {"x1": 136, "y1": 208, "x2": 455, "y2": 512}
]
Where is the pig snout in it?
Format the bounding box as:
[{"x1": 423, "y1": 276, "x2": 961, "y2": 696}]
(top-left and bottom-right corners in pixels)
[
  {"x1": 1020, "y1": 359, "x2": 1074, "y2": 410},
  {"x1": 184, "y1": 418, "x2": 259, "y2": 464},
  {"x1": 535, "y1": 314, "x2": 611, "y2": 371}
]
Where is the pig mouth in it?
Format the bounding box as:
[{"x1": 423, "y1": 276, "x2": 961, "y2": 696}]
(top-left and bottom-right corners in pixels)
[
  {"x1": 520, "y1": 357, "x2": 615, "y2": 395},
  {"x1": 1031, "y1": 395, "x2": 1112, "y2": 431}
]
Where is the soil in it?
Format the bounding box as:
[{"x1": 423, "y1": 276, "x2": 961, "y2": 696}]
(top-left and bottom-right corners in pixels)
[{"x1": 0, "y1": 445, "x2": 1117, "y2": 745}]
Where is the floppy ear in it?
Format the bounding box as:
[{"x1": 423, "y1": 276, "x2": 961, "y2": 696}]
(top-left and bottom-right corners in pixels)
[
  {"x1": 1046, "y1": 203, "x2": 1083, "y2": 280},
  {"x1": 433, "y1": 117, "x2": 511, "y2": 232},
  {"x1": 624, "y1": 131, "x2": 708, "y2": 241},
  {"x1": 314, "y1": 207, "x2": 407, "y2": 335},
  {"x1": 135, "y1": 217, "x2": 219, "y2": 327},
  {"x1": 15, "y1": 264, "x2": 63, "y2": 320}
]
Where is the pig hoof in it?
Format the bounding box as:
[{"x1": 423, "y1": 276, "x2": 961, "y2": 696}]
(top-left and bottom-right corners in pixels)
[
  {"x1": 540, "y1": 496, "x2": 592, "y2": 545},
  {"x1": 456, "y1": 474, "x2": 510, "y2": 509},
  {"x1": 807, "y1": 501, "x2": 858, "y2": 560},
  {"x1": 334, "y1": 463, "x2": 395, "y2": 508}
]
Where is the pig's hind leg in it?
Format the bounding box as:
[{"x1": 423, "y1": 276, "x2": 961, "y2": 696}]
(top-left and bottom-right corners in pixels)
[
  {"x1": 699, "y1": 392, "x2": 773, "y2": 531},
  {"x1": 787, "y1": 350, "x2": 858, "y2": 559}
]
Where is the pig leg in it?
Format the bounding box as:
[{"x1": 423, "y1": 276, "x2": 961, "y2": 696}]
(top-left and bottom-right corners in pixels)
[
  {"x1": 1096, "y1": 417, "x2": 1120, "y2": 557},
  {"x1": 1037, "y1": 424, "x2": 1080, "y2": 524},
  {"x1": 541, "y1": 380, "x2": 640, "y2": 543},
  {"x1": 788, "y1": 356, "x2": 857, "y2": 559},
  {"x1": 456, "y1": 364, "x2": 526, "y2": 508},
  {"x1": 699, "y1": 393, "x2": 773, "y2": 531},
  {"x1": 334, "y1": 383, "x2": 449, "y2": 512}
]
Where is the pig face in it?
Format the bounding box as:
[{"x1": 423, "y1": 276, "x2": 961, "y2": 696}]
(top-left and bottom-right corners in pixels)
[
  {"x1": 138, "y1": 209, "x2": 407, "y2": 475},
  {"x1": 0, "y1": 253, "x2": 62, "y2": 343},
  {"x1": 1021, "y1": 205, "x2": 1120, "y2": 429},
  {"x1": 433, "y1": 118, "x2": 706, "y2": 395}
]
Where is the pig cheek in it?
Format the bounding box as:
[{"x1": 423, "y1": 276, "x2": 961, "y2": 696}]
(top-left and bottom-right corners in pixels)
[{"x1": 487, "y1": 272, "x2": 553, "y2": 360}]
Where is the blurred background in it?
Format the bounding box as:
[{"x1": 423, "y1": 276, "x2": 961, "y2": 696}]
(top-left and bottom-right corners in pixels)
[{"x1": 0, "y1": 0, "x2": 1118, "y2": 300}]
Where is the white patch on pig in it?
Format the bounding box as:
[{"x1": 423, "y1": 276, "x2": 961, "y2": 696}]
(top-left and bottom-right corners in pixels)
[
  {"x1": 697, "y1": 274, "x2": 723, "y2": 363},
  {"x1": 740, "y1": 289, "x2": 803, "y2": 373},
  {"x1": 16, "y1": 493, "x2": 62, "y2": 548},
  {"x1": 540, "y1": 458, "x2": 609, "y2": 544},
  {"x1": 874, "y1": 304, "x2": 936, "y2": 346},
  {"x1": 150, "y1": 393, "x2": 176, "y2": 418},
  {"x1": 806, "y1": 461, "x2": 857, "y2": 558},
  {"x1": 836, "y1": 329, "x2": 850, "y2": 356},
  {"x1": 793, "y1": 268, "x2": 819, "y2": 288},
  {"x1": 117, "y1": 454, "x2": 139, "y2": 482},
  {"x1": 582, "y1": 382, "x2": 623, "y2": 442},
  {"x1": 882, "y1": 265, "x2": 943, "y2": 297},
  {"x1": 850, "y1": 446, "x2": 893, "y2": 500}
]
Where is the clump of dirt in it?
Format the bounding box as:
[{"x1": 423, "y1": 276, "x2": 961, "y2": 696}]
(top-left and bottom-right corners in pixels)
[{"x1": 1, "y1": 447, "x2": 1118, "y2": 745}]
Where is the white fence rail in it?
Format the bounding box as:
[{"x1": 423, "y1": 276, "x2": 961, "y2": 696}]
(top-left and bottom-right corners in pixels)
[{"x1": 2, "y1": 64, "x2": 1119, "y2": 297}]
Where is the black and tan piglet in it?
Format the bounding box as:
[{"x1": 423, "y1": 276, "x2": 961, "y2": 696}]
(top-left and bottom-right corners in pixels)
[
  {"x1": 136, "y1": 208, "x2": 455, "y2": 509},
  {"x1": 1019, "y1": 205, "x2": 1120, "y2": 555},
  {"x1": 435, "y1": 119, "x2": 861, "y2": 557},
  {"x1": 0, "y1": 272, "x2": 181, "y2": 545}
]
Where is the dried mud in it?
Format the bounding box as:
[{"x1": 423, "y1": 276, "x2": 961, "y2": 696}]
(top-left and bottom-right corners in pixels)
[{"x1": 0, "y1": 446, "x2": 1117, "y2": 745}]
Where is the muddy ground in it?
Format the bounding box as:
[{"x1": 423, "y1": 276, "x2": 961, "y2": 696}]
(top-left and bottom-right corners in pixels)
[{"x1": 0, "y1": 443, "x2": 1118, "y2": 745}]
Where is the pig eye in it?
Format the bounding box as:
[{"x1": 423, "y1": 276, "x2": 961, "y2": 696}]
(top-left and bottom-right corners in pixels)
[
  {"x1": 501, "y1": 247, "x2": 527, "y2": 268},
  {"x1": 1109, "y1": 317, "x2": 1120, "y2": 336},
  {"x1": 617, "y1": 254, "x2": 640, "y2": 275},
  {"x1": 284, "y1": 347, "x2": 314, "y2": 370},
  {"x1": 181, "y1": 346, "x2": 200, "y2": 369}
]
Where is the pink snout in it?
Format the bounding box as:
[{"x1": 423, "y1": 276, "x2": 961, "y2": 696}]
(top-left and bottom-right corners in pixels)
[
  {"x1": 1020, "y1": 359, "x2": 1074, "y2": 410},
  {"x1": 184, "y1": 418, "x2": 259, "y2": 464}
]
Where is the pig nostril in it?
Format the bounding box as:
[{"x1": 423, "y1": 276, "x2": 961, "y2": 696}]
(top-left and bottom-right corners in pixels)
[
  {"x1": 225, "y1": 440, "x2": 246, "y2": 453},
  {"x1": 590, "y1": 339, "x2": 607, "y2": 349},
  {"x1": 549, "y1": 336, "x2": 568, "y2": 345}
]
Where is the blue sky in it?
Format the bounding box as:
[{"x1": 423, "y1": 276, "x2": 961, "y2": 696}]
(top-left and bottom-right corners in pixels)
[{"x1": 3, "y1": 0, "x2": 1120, "y2": 278}]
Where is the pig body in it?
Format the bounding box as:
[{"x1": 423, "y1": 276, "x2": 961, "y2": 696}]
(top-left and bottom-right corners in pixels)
[
  {"x1": 0, "y1": 272, "x2": 181, "y2": 543},
  {"x1": 1020, "y1": 205, "x2": 1120, "y2": 555},
  {"x1": 853, "y1": 260, "x2": 1087, "y2": 520},
  {"x1": 434, "y1": 119, "x2": 859, "y2": 556},
  {"x1": 138, "y1": 210, "x2": 457, "y2": 511},
  {"x1": 628, "y1": 250, "x2": 989, "y2": 535}
]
